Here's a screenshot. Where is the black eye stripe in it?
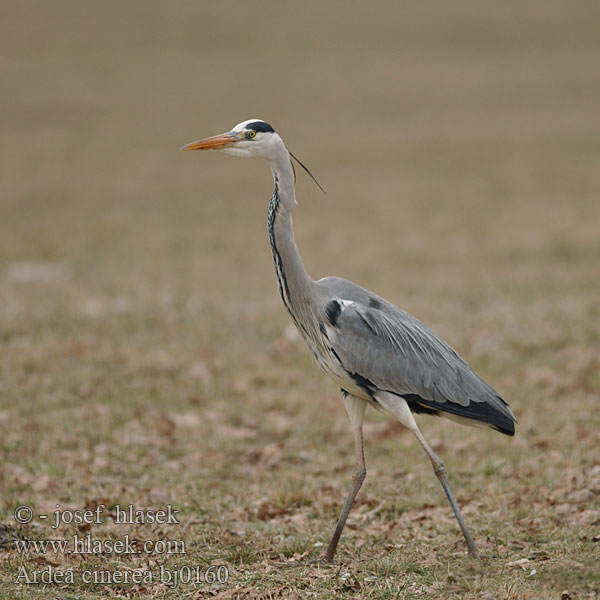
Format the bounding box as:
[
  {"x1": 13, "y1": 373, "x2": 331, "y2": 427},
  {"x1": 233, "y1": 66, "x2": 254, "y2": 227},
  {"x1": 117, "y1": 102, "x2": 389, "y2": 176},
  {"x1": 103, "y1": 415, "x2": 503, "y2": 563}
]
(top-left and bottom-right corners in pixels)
[{"x1": 245, "y1": 121, "x2": 275, "y2": 133}]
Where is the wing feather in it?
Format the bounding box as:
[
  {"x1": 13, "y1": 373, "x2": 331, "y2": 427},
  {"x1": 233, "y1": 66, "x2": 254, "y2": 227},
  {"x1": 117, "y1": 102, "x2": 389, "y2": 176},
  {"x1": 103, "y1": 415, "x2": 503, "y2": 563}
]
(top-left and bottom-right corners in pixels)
[{"x1": 317, "y1": 277, "x2": 516, "y2": 435}]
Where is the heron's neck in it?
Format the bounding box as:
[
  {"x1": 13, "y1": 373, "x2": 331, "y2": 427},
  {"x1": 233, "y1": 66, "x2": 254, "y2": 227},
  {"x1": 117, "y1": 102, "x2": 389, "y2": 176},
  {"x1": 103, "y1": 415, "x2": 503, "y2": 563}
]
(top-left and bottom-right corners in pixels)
[{"x1": 267, "y1": 151, "x2": 316, "y2": 333}]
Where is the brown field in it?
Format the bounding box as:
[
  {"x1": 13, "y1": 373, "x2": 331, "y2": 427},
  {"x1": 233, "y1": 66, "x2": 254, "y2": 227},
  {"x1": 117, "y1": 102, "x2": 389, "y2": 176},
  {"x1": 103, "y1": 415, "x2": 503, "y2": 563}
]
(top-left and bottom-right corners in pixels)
[{"x1": 1, "y1": 1, "x2": 599, "y2": 598}]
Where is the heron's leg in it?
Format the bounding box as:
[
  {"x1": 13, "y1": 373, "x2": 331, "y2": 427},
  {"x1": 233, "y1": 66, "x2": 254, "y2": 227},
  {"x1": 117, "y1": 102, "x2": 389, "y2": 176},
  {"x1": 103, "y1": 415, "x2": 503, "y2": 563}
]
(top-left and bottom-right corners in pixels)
[
  {"x1": 411, "y1": 427, "x2": 479, "y2": 558},
  {"x1": 323, "y1": 394, "x2": 367, "y2": 563},
  {"x1": 376, "y1": 392, "x2": 479, "y2": 558}
]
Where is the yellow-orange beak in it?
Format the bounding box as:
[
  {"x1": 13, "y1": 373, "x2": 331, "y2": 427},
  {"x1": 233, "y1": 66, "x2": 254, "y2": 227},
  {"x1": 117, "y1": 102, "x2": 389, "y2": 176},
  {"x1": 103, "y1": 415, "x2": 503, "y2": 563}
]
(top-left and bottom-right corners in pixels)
[{"x1": 181, "y1": 132, "x2": 235, "y2": 151}]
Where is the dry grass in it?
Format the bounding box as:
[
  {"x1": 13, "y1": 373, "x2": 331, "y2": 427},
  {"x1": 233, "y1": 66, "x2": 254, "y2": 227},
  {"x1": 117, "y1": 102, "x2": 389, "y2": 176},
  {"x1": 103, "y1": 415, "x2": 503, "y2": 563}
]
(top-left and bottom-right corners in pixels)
[{"x1": 1, "y1": 1, "x2": 599, "y2": 598}]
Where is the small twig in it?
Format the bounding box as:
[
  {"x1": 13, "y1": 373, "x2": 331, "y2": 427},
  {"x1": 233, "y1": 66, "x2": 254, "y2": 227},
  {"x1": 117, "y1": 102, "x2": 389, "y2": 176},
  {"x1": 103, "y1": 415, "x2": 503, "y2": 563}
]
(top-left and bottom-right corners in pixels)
[{"x1": 360, "y1": 501, "x2": 386, "y2": 524}]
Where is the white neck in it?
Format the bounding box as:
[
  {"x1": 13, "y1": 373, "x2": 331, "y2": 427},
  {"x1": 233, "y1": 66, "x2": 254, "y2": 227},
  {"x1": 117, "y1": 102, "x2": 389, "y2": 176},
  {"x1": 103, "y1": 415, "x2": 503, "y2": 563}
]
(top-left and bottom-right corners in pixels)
[{"x1": 266, "y1": 138, "x2": 317, "y2": 336}]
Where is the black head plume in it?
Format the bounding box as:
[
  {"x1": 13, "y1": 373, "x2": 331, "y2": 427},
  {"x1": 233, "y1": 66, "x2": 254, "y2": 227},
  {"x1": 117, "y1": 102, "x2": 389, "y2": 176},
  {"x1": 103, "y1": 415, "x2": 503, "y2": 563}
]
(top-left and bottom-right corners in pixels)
[{"x1": 289, "y1": 151, "x2": 326, "y2": 194}]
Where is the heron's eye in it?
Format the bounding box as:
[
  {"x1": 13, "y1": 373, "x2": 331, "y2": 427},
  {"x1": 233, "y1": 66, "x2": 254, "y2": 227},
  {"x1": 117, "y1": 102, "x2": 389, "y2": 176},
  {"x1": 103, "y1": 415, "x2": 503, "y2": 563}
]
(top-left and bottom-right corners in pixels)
[{"x1": 246, "y1": 130, "x2": 256, "y2": 139}]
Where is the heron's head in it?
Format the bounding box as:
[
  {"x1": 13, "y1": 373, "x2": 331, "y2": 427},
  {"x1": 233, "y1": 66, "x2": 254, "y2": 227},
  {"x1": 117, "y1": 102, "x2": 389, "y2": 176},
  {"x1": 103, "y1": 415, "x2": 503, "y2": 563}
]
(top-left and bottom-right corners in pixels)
[{"x1": 182, "y1": 119, "x2": 280, "y2": 160}]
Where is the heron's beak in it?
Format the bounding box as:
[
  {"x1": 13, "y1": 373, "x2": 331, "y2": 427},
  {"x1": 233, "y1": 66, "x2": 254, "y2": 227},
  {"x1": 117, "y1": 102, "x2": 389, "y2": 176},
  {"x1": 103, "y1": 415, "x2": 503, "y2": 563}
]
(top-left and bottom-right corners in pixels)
[{"x1": 181, "y1": 132, "x2": 235, "y2": 151}]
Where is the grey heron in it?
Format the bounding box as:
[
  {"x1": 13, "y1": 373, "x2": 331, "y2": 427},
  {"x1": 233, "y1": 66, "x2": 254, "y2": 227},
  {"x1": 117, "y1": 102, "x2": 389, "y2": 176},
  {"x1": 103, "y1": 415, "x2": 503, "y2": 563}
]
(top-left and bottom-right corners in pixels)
[{"x1": 183, "y1": 119, "x2": 517, "y2": 561}]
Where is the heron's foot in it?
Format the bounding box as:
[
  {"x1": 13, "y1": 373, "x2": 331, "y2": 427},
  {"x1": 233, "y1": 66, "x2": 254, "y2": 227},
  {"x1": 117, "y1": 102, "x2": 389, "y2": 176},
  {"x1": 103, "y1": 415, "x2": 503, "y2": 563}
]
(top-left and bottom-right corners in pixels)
[{"x1": 467, "y1": 545, "x2": 481, "y2": 559}]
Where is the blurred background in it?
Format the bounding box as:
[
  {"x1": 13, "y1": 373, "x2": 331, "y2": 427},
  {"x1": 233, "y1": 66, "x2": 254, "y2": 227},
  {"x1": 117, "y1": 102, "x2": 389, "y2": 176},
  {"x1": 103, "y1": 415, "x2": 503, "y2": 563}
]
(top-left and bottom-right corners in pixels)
[
  {"x1": 3, "y1": 1, "x2": 599, "y2": 301},
  {"x1": 1, "y1": 0, "x2": 599, "y2": 595}
]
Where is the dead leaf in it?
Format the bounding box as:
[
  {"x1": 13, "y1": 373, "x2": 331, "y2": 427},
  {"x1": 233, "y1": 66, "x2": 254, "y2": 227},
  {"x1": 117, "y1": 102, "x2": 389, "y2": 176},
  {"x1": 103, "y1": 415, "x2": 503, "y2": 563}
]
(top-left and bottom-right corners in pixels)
[
  {"x1": 32, "y1": 474, "x2": 53, "y2": 492},
  {"x1": 567, "y1": 488, "x2": 593, "y2": 503},
  {"x1": 84, "y1": 497, "x2": 110, "y2": 511},
  {"x1": 247, "y1": 443, "x2": 282, "y2": 468},
  {"x1": 188, "y1": 361, "x2": 213, "y2": 385}
]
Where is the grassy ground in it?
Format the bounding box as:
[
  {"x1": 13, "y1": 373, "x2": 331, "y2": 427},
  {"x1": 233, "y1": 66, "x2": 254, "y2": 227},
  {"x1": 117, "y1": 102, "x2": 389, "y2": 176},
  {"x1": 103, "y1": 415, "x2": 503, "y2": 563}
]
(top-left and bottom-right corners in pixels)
[{"x1": 1, "y1": 1, "x2": 599, "y2": 598}]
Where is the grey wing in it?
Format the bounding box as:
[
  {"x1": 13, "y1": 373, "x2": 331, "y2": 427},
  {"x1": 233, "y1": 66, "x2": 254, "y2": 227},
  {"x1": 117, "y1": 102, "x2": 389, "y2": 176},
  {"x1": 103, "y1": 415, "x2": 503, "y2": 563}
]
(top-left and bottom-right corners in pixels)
[{"x1": 317, "y1": 277, "x2": 516, "y2": 435}]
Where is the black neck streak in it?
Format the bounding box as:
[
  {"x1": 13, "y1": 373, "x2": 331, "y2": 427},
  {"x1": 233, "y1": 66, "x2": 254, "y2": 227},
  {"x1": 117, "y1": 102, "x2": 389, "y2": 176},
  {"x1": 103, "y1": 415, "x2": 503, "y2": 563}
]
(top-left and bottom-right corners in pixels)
[{"x1": 268, "y1": 176, "x2": 306, "y2": 335}]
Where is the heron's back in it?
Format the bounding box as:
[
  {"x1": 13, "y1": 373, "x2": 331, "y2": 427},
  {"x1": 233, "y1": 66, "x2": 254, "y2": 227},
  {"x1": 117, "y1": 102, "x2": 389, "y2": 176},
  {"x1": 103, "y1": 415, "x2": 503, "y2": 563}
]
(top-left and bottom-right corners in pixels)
[{"x1": 313, "y1": 276, "x2": 516, "y2": 435}]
